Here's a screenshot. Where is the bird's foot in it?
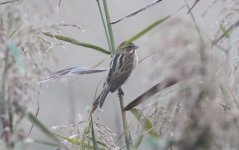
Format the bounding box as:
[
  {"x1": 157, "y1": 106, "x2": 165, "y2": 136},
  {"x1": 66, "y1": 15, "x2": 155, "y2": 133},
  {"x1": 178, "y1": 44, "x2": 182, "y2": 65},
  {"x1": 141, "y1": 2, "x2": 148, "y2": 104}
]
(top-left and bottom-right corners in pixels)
[{"x1": 118, "y1": 88, "x2": 124, "y2": 96}]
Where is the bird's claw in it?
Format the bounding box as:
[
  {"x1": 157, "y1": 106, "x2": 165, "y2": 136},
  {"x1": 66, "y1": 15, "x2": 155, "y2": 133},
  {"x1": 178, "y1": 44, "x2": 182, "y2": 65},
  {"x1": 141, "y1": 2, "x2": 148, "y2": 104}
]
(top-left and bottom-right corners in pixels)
[{"x1": 118, "y1": 88, "x2": 124, "y2": 96}]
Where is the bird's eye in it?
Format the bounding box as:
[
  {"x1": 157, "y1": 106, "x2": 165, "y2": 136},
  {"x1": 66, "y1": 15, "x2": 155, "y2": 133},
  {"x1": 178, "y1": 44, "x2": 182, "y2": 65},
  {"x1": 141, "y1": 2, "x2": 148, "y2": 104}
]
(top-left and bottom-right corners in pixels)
[
  {"x1": 127, "y1": 45, "x2": 134, "y2": 49},
  {"x1": 125, "y1": 46, "x2": 133, "y2": 52},
  {"x1": 127, "y1": 44, "x2": 138, "y2": 50}
]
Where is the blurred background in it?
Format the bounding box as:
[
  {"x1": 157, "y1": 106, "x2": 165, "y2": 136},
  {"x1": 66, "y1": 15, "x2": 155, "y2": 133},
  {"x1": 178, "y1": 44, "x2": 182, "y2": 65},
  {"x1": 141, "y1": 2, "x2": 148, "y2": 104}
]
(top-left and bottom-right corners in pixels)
[{"x1": 1, "y1": 0, "x2": 239, "y2": 150}]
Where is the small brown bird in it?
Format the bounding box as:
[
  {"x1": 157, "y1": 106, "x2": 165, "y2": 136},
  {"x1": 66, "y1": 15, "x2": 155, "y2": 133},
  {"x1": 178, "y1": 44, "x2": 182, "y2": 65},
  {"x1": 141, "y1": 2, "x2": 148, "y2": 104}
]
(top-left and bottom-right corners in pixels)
[{"x1": 93, "y1": 42, "x2": 138, "y2": 109}]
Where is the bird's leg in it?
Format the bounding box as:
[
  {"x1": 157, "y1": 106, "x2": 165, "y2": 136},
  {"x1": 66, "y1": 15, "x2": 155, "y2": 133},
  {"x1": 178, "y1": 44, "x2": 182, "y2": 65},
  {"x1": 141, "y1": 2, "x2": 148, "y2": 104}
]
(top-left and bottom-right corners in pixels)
[{"x1": 118, "y1": 87, "x2": 124, "y2": 96}]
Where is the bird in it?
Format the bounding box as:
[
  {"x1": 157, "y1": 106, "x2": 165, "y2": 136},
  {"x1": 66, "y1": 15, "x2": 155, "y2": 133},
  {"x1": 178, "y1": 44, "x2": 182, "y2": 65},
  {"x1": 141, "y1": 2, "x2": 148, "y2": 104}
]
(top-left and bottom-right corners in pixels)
[{"x1": 92, "y1": 42, "x2": 138, "y2": 110}]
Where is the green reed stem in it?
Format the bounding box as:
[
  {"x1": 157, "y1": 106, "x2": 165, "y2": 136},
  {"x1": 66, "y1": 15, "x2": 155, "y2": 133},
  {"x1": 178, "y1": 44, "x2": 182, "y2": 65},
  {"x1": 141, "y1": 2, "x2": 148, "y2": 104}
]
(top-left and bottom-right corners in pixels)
[
  {"x1": 96, "y1": 0, "x2": 112, "y2": 51},
  {"x1": 119, "y1": 94, "x2": 132, "y2": 150},
  {"x1": 95, "y1": 1, "x2": 131, "y2": 149},
  {"x1": 102, "y1": 0, "x2": 115, "y2": 53}
]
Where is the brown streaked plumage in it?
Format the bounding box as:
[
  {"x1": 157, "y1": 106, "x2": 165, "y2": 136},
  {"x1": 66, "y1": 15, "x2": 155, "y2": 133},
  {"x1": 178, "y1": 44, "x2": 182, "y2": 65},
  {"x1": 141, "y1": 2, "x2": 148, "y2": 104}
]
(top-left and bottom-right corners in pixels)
[{"x1": 92, "y1": 42, "x2": 138, "y2": 109}]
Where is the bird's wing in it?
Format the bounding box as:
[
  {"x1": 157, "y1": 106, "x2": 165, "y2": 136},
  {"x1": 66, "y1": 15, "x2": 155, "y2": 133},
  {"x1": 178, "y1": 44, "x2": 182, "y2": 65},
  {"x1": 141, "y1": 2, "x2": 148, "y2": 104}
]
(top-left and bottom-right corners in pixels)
[
  {"x1": 108, "y1": 70, "x2": 132, "y2": 92},
  {"x1": 107, "y1": 54, "x2": 135, "y2": 92}
]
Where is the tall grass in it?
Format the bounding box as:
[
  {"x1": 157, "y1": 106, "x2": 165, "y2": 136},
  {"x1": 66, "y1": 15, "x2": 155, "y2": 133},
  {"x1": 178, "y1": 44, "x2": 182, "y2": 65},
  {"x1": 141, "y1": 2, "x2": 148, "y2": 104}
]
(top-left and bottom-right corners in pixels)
[{"x1": 1, "y1": 0, "x2": 239, "y2": 150}]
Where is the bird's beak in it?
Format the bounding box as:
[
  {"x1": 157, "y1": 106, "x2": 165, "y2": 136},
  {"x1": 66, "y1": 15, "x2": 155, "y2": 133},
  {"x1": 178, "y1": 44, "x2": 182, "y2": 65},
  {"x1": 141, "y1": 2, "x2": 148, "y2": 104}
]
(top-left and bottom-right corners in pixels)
[{"x1": 133, "y1": 45, "x2": 139, "y2": 50}]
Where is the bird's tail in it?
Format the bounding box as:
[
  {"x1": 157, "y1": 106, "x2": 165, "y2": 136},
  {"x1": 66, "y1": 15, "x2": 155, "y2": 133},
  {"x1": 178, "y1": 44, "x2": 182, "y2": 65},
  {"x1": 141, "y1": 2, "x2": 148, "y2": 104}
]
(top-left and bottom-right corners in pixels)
[{"x1": 92, "y1": 84, "x2": 111, "y2": 109}]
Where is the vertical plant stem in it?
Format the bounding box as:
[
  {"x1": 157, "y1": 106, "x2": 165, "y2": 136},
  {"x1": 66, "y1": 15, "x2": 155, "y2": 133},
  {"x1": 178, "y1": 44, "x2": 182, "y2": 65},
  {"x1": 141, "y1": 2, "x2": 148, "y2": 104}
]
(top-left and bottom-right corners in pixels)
[
  {"x1": 95, "y1": 0, "x2": 130, "y2": 149},
  {"x1": 96, "y1": 0, "x2": 112, "y2": 51},
  {"x1": 102, "y1": 0, "x2": 116, "y2": 53},
  {"x1": 119, "y1": 94, "x2": 131, "y2": 150},
  {"x1": 90, "y1": 116, "x2": 98, "y2": 150}
]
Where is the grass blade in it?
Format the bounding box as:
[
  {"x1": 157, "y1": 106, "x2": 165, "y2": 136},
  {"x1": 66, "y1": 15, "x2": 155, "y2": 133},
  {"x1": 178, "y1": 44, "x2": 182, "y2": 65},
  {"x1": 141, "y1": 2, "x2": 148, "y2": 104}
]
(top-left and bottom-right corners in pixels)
[
  {"x1": 111, "y1": 0, "x2": 163, "y2": 24},
  {"x1": 102, "y1": 0, "x2": 115, "y2": 53},
  {"x1": 132, "y1": 135, "x2": 144, "y2": 150},
  {"x1": 27, "y1": 113, "x2": 69, "y2": 150},
  {"x1": 54, "y1": 133, "x2": 81, "y2": 145},
  {"x1": 126, "y1": 15, "x2": 170, "y2": 44},
  {"x1": 55, "y1": 133, "x2": 106, "y2": 149},
  {"x1": 0, "y1": 0, "x2": 19, "y2": 5},
  {"x1": 124, "y1": 77, "x2": 178, "y2": 111},
  {"x1": 96, "y1": 0, "x2": 112, "y2": 51},
  {"x1": 130, "y1": 108, "x2": 159, "y2": 138},
  {"x1": 37, "y1": 67, "x2": 107, "y2": 84},
  {"x1": 34, "y1": 140, "x2": 58, "y2": 147},
  {"x1": 213, "y1": 20, "x2": 239, "y2": 45},
  {"x1": 187, "y1": 0, "x2": 200, "y2": 14},
  {"x1": 91, "y1": 117, "x2": 98, "y2": 150},
  {"x1": 43, "y1": 32, "x2": 111, "y2": 55}
]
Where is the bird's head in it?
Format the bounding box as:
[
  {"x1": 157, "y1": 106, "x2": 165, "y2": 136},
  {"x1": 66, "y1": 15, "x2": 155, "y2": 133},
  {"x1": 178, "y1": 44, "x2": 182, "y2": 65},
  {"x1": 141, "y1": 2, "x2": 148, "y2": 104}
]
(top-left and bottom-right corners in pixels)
[{"x1": 116, "y1": 42, "x2": 139, "y2": 54}]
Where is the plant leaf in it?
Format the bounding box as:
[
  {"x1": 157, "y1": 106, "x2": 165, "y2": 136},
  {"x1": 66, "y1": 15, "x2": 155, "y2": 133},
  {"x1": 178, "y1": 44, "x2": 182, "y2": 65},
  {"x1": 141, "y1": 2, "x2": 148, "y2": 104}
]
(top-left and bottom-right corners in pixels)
[
  {"x1": 111, "y1": 0, "x2": 163, "y2": 24},
  {"x1": 187, "y1": 0, "x2": 200, "y2": 14},
  {"x1": 37, "y1": 67, "x2": 107, "y2": 84},
  {"x1": 219, "y1": 24, "x2": 230, "y2": 38},
  {"x1": 102, "y1": 0, "x2": 116, "y2": 53},
  {"x1": 124, "y1": 77, "x2": 178, "y2": 111},
  {"x1": 0, "y1": 0, "x2": 19, "y2": 5},
  {"x1": 87, "y1": 136, "x2": 107, "y2": 148},
  {"x1": 54, "y1": 133, "x2": 81, "y2": 145},
  {"x1": 96, "y1": 0, "x2": 112, "y2": 52},
  {"x1": 91, "y1": 118, "x2": 98, "y2": 150},
  {"x1": 55, "y1": 133, "x2": 106, "y2": 150},
  {"x1": 34, "y1": 140, "x2": 58, "y2": 147},
  {"x1": 213, "y1": 19, "x2": 239, "y2": 45},
  {"x1": 43, "y1": 32, "x2": 111, "y2": 55},
  {"x1": 27, "y1": 113, "x2": 53, "y2": 138},
  {"x1": 27, "y1": 113, "x2": 69, "y2": 150},
  {"x1": 130, "y1": 108, "x2": 159, "y2": 138},
  {"x1": 125, "y1": 15, "x2": 170, "y2": 44},
  {"x1": 132, "y1": 135, "x2": 144, "y2": 150}
]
